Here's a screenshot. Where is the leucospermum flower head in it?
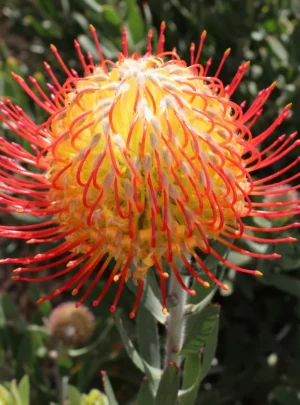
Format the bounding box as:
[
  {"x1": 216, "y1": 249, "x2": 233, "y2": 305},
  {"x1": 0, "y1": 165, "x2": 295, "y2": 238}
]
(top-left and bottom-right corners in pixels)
[{"x1": 0, "y1": 24, "x2": 299, "y2": 318}]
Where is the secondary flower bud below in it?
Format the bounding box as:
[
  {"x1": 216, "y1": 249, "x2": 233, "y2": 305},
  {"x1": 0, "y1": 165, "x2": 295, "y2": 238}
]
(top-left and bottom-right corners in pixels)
[
  {"x1": 263, "y1": 184, "x2": 299, "y2": 225},
  {"x1": 48, "y1": 302, "x2": 95, "y2": 345}
]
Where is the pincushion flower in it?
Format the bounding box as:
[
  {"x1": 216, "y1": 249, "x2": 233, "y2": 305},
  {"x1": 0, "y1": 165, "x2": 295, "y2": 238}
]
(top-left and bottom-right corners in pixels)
[{"x1": 0, "y1": 24, "x2": 299, "y2": 318}]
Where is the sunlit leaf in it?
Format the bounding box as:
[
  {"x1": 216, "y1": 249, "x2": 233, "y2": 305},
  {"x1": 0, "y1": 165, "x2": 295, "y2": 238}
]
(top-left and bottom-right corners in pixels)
[
  {"x1": 67, "y1": 385, "x2": 81, "y2": 405},
  {"x1": 18, "y1": 376, "x2": 30, "y2": 405},
  {"x1": 266, "y1": 36, "x2": 288, "y2": 63}
]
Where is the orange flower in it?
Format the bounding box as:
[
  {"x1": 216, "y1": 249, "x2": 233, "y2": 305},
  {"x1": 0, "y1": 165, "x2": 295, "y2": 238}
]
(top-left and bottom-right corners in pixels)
[{"x1": 0, "y1": 24, "x2": 299, "y2": 317}]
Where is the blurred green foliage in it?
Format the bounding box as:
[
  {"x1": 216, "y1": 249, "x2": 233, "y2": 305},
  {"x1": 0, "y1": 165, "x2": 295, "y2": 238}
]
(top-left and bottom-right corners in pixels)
[{"x1": 0, "y1": 0, "x2": 300, "y2": 404}]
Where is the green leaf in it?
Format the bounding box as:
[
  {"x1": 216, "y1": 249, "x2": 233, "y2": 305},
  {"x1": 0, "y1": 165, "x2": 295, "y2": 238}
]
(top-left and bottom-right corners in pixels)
[
  {"x1": 24, "y1": 16, "x2": 61, "y2": 38},
  {"x1": 188, "y1": 280, "x2": 218, "y2": 315},
  {"x1": 137, "y1": 380, "x2": 155, "y2": 405},
  {"x1": 82, "y1": 0, "x2": 103, "y2": 13},
  {"x1": 68, "y1": 319, "x2": 114, "y2": 358},
  {"x1": 35, "y1": 0, "x2": 55, "y2": 16},
  {"x1": 154, "y1": 364, "x2": 179, "y2": 405},
  {"x1": 198, "y1": 318, "x2": 219, "y2": 381},
  {"x1": 266, "y1": 36, "x2": 288, "y2": 64},
  {"x1": 180, "y1": 355, "x2": 201, "y2": 405},
  {"x1": 102, "y1": 6, "x2": 121, "y2": 26},
  {"x1": 142, "y1": 2, "x2": 153, "y2": 27},
  {"x1": 126, "y1": 0, "x2": 145, "y2": 43},
  {"x1": 60, "y1": 0, "x2": 70, "y2": 15},
  {"x1": 16, "y1": 332, "x2": 43, "y2": 380},
  {"x1": 114, "y1": 311, "x2": 149, "y2": 372},
  {"x1": 0, "y1": 295, "x2": 20, "y2": 324},
  {"x1": 184, "y1": 239, "x2": 230, "y2": 309},
  {"x1": 250, "y1": 216, "x2": 271, "y2": 229},
  {"x1": 238, "y1": 239, "x2": 269, "y2": 255},
  {"x1": 0, "y1": 299, "x2": 6, "y2": 329},
  {"x1": 291, "y1": 0, "x2": 300, "y2": 13},
  {"x1": 0, "y1": 384, "x2": 14, "y2": 405},
  {"x1": 72, "y1": 12, "x2": 90, "y2": 31},
  {"x1": 29, "y1": 285, "x2": 52, "y2": 316},
  {"x1": 0, "y1": 294, "x2": 26, "y2": 331},
  {"x1": 127, "y1": 268, "x2": 166, "y2": 324},
  {"x1": 271, "y1": 386, "x2": 300, "y2": 405},
  {"x1": 82, "y1": 389, "x2": 109, "y2": 405},
  {"x1": 263, "y1": 19, "x2": 277, "y2": 34},
  {"x1": 180, "y1": 316, "x2": 219, "y2": 405},
  {"x1": 18, "y1": 376, "x2": 30, "y2": 405},
  {"x1": 184, "y1": 242, "x2": 229, "y2": 313},
  {"x1": 291, "y1": 23, "x2": 300, "y2": 62},
  {"x1": 10, "y1": 380, "x2": 23, "y2": 405},
  {"x1": 137, "y1": 307, "x2": 160, "y2": 369},
  {"x1": 202, "y1": 239, "x2": 230, "y2": 269},
  {"x1": 10, "y1": 212, "x2": 49, "y2": 224},
  {"x1": 101, "y1": 371, "x2": 119, "y2": 405},
  {"x1": 0, "y1": 364, "x2": 13, "y2": 382},
  {"x1": 227, "y1": 250, "x2": 252, "y2": 267},
  {"x1": 67, "y1": 385, "x2": 81, "y2": 405},
  {"x1": 181, "y1": 304, "x2": 220, "y2": 355},
  {"x1": 264, "y1": 273, "x2": 300, "y2": 298},
  {"x1": 78, "y1": 34, "x2": 118, "y2": 60},
  {"x1": 273, "y1": 241, "x2": 300, "y2": 271},
  {"x1": 113, "y1": 311, "x2": 161, "y2": 393}
]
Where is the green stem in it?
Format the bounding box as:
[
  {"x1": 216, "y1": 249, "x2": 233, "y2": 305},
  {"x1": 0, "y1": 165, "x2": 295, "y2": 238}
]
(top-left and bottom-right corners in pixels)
[
  {"x1": 54, "y1": 342, "x2": 66, "y2": 405},
  {"x1": 165, "y1": 272, "x2": 188, "y2": 368},
  {"x1": 54, "y1": 357, "x2": 64, "y2": 405}
]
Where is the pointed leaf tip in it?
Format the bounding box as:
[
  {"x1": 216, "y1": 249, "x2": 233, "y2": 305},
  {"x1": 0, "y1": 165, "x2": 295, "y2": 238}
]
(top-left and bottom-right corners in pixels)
[
  {"x1": 101, "y1": 370, "x2": 119, "y2": 405},
  {"x1": 154, "y1": 363, "x2": 180, "y2": 405}
]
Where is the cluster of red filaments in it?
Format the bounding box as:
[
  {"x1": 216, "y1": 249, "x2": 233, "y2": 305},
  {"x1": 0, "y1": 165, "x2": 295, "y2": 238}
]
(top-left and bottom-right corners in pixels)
[{"x1": 0, "y1": 23, "x2": 299, "y2": 318}]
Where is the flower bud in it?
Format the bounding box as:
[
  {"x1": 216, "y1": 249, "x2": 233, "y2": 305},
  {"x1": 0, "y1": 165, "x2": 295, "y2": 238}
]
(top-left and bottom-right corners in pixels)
[
  {"x1": 263, "y1": 184, "x2": 298, "y2": 225},
  {"x1": 48, "y1": 302, "x2": 95, "y2": 345}
]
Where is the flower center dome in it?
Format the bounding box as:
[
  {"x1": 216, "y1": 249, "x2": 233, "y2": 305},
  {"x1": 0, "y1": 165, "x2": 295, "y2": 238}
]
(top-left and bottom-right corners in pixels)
[{"x1": 48, "y1": 55, "x2": 249, "y2": 281}]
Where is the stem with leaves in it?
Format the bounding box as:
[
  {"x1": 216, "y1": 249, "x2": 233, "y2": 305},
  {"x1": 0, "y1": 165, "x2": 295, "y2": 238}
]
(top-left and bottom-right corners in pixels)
[{"x1": 164, "y1": 272, "x2": 189, "y2": 368}]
